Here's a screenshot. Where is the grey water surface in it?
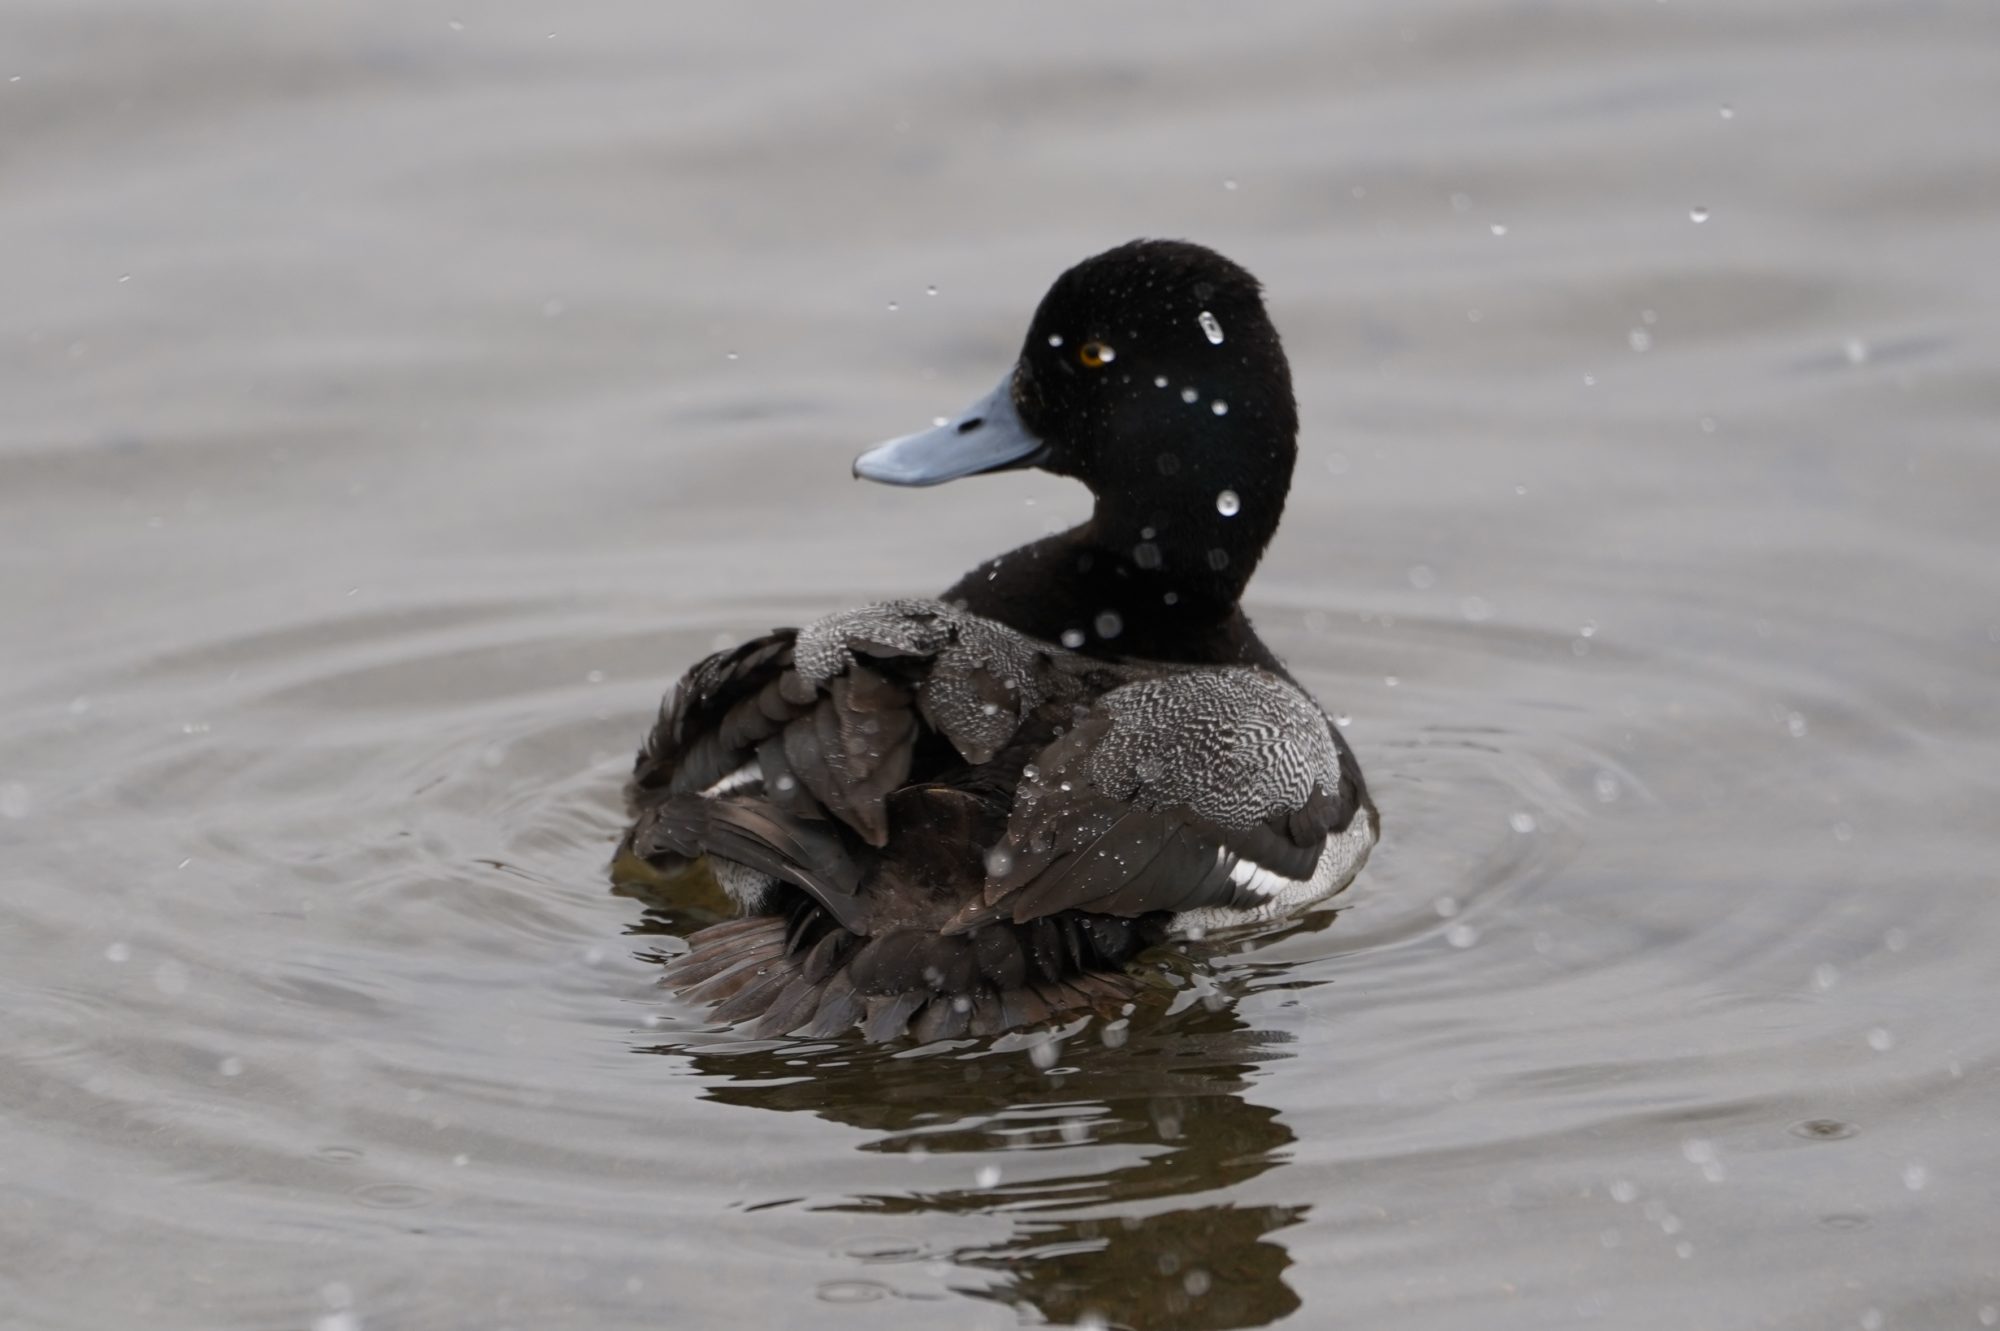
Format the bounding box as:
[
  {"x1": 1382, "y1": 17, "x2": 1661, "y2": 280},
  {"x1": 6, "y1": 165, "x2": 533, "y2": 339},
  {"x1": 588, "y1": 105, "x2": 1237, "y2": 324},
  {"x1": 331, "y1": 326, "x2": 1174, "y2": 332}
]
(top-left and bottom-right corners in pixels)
[{"x1": 4, "y1": 3, "x2": 1999, "y2": 1328}]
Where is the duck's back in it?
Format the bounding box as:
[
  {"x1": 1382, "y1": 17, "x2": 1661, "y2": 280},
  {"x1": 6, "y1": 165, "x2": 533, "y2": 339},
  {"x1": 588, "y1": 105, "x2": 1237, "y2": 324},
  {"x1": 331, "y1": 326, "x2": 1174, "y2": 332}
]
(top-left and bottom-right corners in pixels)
[{"x1": 623, "y1": 599, "x2": 1375, "y2": 1042}]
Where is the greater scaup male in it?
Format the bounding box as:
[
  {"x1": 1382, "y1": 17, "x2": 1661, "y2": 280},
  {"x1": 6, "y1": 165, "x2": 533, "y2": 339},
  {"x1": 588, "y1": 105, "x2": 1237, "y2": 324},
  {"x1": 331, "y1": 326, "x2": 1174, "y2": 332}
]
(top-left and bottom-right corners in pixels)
[{"x1": 623, "y1": 239, "x2": 1376, "y2": 1042}]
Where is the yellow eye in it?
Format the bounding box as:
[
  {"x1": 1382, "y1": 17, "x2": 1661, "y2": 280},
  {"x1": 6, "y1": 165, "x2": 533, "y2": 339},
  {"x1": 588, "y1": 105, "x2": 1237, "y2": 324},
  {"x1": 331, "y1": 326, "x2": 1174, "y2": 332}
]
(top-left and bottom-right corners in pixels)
[{"x1": 1078, "y1": 340, "x2": 1116, "y2": 369}]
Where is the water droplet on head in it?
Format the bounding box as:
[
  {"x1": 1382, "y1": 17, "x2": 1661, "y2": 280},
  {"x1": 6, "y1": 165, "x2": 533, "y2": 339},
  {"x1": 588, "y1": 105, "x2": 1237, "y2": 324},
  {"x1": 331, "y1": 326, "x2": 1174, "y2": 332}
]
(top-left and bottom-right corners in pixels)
[
  {"x1": 1198, "y1": 311, "x2": 1224, "y2": 344},
  {"x1": 1689, "y1": 205, "x2": 1711, "y2": 224},
  {"x1": 1210, "y1": 399, "x2": 1228, "y2": 416},
  {"x1": 1047, "y1": 333, "x2": 1064, "y2": 348},
  {"x1": 1180, "y1": 387, "x2": 1198, "y2": 404},
  {"x1": 1215, "y1": 489, "x2": 1240, "y2": 517}
]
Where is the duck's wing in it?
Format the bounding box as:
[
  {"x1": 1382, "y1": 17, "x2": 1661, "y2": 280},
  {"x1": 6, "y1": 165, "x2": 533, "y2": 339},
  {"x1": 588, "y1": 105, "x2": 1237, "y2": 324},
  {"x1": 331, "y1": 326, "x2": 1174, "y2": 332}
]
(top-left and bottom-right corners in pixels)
[
  {"x1": 949, "y1": 668, "x2": 1374, "y2": 931},
  {"x1": 629, "y1": 599, "x2": 1056, "y2": 848}
]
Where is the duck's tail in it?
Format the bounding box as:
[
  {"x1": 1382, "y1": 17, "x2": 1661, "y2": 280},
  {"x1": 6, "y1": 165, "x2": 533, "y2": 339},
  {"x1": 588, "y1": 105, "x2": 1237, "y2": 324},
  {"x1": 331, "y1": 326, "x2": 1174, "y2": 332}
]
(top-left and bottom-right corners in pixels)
[{"x1": 659, "y1": 898, "x2": 1152, "y2": 1043}]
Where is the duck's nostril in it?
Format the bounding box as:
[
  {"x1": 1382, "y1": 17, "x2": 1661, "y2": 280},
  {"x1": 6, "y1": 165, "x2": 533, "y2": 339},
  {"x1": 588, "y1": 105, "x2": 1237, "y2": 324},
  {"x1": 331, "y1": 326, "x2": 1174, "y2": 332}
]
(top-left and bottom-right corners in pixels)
[{"x1": 955, "y1": 417, "x2": 984, "y2": 435}]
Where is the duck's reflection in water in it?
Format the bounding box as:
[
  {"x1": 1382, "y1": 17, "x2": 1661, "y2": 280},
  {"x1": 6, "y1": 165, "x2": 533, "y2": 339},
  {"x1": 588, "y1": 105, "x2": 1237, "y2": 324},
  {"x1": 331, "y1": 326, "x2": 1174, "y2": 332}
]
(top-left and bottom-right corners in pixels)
[{"x1": 630, "y1": 893, "x2": 1311, "y2": 1331}]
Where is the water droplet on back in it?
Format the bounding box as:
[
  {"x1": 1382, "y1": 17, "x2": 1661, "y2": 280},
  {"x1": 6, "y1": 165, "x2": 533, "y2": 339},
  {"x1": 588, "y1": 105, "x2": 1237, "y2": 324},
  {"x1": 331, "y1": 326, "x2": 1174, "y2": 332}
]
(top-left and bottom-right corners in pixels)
[
  {"x1": 1215, "y1": 489, "x2": 1241, "y2": 516},
  {"x1": 1198, "y1": 311, "x2": 1224, "y2": 344}
]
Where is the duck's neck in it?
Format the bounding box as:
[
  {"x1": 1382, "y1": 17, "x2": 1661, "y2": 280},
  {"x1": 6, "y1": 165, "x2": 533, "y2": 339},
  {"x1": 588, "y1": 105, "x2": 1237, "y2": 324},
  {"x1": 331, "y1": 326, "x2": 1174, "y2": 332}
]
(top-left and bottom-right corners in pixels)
[{"x1": 941, "y1": 490, "x2": 1284, "y2": 670}]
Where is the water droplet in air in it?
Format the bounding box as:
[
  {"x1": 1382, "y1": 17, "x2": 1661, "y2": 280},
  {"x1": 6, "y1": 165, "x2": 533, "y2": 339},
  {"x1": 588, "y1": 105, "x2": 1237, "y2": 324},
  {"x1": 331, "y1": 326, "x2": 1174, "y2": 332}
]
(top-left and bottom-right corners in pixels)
[
  {"x1": 1489, "y1": 223, "x2": 1508, "y2": 237},
  {"x1": 925, "y1": 285, "x2": 938, "y2": 296},
  {"x1": 1153, "y1": 375, "x2": 1169, "y2": 388},
  {"x1": 1094, "y1": 610, "x2": 1123, "y2": 639},
  {"x1": 220, "y1": 1056, "x2": 244, "y2": 1077},
  {"x1": 1844, "y1": 337, "x2": 1870, "y2": 364},
  {"x1": 1210, "y1": 399, "x2": 1228, "y2": 415},
  {"x1": 1628, "y1": 327, "x2": 1653, "y2": 353},
  {"x1": 1509, "y1": 811, "x2": 1538, "y2": 834},
  {"x1": 1901, "y1": 1162, "x2": 1927, "y2": 1192},
  {"x1": 1198, "y1": 311, "x2": 1224, "y2": 344},
  {"x1": 105, "y1": 942, "x2": 130, "y2": 963},
  {"x1": 1060, "y1": 628, "x2": 1085, "y2": 649},
  {"x1": 1689, "y1": 205, "x2": 1710, "y2": 224},
  {"x1": 886, "y1": 301, "x2": 898, "y2": 312},
  {"x1": 1785, "y1": 711, "x2": 1809, "y2": 739},
  {"x1": 1445, "y1": 923, "x2": 1479, "y2": 948},
  {"x1": 1215, "y1": 489, "x2": 1240, "y2": 517},
  {"x1": 1594, "y1": 771, "x2": 1620, "y2": 803},
  {"x1": 1180, "y1": 387, "x2": 1198, "y2": 404},
  {"x1": 1718, "y1": 104, "x2": 1735, "y2": 120},
  {"x1": 1867, "y1": 1027, "x2": 1894, "y2": 1051},
  {"x1": 1407, "y1": 564, "x2": 1436, "y2": 590},
  {"x1": 983, "y1": 843, "x2": 1014, "y2": 877},
  {"x1": 1222, "y1": 178, "x2": 1239, "y2": 191}
]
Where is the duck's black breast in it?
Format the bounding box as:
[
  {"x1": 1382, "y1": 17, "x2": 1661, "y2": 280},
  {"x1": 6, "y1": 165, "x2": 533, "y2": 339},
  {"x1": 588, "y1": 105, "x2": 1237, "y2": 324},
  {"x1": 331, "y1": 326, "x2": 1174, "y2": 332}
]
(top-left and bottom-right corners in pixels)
[{"x1": 622, "y1": 599, "x2": 1375, "y2": 1042}]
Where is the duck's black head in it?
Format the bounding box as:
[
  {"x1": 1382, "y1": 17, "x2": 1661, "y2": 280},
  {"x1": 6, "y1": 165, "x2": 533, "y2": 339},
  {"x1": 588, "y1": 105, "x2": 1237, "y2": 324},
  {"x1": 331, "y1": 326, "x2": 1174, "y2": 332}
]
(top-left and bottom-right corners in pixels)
[{"x1": 855, "y1": 239, "x2": 1302, "y2": 659}]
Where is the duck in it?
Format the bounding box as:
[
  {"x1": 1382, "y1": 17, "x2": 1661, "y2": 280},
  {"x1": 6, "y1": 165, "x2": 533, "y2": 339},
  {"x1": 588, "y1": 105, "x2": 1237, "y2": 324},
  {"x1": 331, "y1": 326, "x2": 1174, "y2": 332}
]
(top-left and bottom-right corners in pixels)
[{"x1": 622, "y1": 238, "x2": 1377, "y2": 1043}]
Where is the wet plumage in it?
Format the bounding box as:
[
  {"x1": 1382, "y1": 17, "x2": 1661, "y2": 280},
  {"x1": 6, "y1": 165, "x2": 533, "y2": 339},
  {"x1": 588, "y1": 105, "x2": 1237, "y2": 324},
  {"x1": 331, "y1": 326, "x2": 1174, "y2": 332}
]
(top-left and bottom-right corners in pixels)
[{"x1": 622, "y1": 240, "x2": 1377, "y2": 1040}]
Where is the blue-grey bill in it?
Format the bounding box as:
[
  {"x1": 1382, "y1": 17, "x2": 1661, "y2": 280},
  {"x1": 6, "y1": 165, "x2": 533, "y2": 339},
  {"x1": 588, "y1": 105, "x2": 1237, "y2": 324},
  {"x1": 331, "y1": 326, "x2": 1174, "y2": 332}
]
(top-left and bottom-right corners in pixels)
[{"x1": 852, "y1": 375, "x2": 1045, "y2": 486}]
